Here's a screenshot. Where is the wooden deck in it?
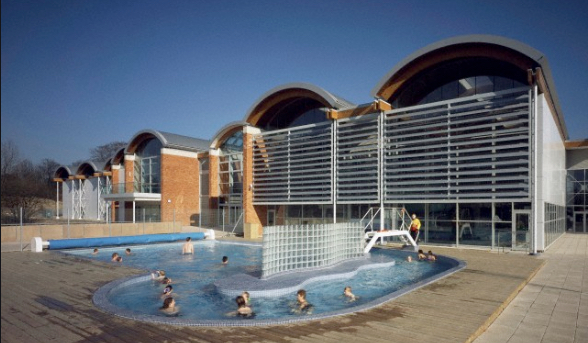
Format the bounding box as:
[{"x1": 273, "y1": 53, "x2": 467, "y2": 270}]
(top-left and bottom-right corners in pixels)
[{"x1": 1, "y1": 244, "x2": 544, "y2": 343}]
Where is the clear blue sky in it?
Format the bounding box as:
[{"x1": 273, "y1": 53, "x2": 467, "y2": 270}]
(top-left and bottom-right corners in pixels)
[{"x1": 2, "y1": 0, "x2": 587, "y2": 165}]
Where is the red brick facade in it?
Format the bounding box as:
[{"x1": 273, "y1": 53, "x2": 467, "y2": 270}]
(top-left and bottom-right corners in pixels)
[{"x1": 160, "y1": 151, "x2": 200, "y2": 226}]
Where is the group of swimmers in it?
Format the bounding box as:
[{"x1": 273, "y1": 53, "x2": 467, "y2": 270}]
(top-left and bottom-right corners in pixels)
[
  {"x1": 92, "y1": 248, "x2": 133, "y2": 262},
  {"x1": 151, "y1": 269, "x2": 179, "y2": 314},
  {"x1": 233, "y1": 285, "x2": 358, "y2": 318},
  {"x1": 406, "y1": 249, "x2": 436, "y2": 262}
]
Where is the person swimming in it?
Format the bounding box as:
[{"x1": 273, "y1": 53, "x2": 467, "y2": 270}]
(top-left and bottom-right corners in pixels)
[
  {"x1": 151, "y1": 270, "x2": 165, "y2": 280},
  {"x1": 162, "y1": 285, "x2": 173, "y2": 297},
  {"x1": 235, "y1": 295, "x2": 254, "y2": 317},
  {"x1": 241, "y1": 291, "x2": 250, "y2": 305},
  {"x1": 293, "y1": 289, "x2": 313, "y2": 314},
  {"x1": 343, "y1": 286, "x2": 357, "y2": 301},
  {"x1": 160, "y1": 296, "x2": 179, "y2": 315}
]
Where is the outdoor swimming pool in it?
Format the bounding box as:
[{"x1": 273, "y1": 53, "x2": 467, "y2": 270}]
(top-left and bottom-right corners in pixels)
[{"x1": 65, "y1": 240, "x2": 465, "y2": 326}]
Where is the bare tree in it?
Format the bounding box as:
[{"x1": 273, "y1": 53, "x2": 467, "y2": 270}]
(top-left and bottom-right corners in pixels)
[
  {"x1": 2, "y1": 159, "x2": 45, "y2": 223},
  {"x1": 1, "y1": 140, "x2": 20, "y2": 195},
  {"x1": 37, "y1": 158, "x2": 61, "y2": 198},
  {"x1": 90, "y1": 141, "x2": 127, "y2": 162}
]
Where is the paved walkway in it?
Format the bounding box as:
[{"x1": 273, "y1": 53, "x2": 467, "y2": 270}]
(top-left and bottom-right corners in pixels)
[
  {"x1": 0, "y1": 233, "x2": 585, "y2": 343},
  {"x1": 473, "y1": 233, "x2": 587, "y2": 343}
]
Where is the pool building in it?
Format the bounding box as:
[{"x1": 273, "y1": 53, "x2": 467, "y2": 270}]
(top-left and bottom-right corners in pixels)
[{"x1": 54, "y1": 35, "x2": 587, "y2": 253}]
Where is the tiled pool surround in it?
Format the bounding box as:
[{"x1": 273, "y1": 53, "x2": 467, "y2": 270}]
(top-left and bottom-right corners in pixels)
[{"x1": 92, "y1": 247, "x2": 466, "y2": 327}]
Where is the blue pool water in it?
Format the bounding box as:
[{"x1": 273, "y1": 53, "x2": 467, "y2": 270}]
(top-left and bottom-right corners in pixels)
[{"x1": 65, "y1": 240, "x2": 463, "y2": 326}]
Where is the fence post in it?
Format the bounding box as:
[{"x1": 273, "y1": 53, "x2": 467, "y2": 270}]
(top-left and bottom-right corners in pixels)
[
  {"x1": 19, "y1": 207, "x2": 23, "y2": 252},
  {"x1": 143, "y1": 208, "x2": 145, "y2": 235},
  {"x1": 67, "y1": 208, "x2": 70, "y2": 238}
]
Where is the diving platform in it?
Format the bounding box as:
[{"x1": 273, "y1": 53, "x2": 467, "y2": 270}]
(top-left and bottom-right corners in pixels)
[{"x1": 364, "y1": 230, "x2": 417, "y2": 253}]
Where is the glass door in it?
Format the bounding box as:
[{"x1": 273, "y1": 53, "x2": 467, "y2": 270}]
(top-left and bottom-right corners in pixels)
[
  {"x1": 513, "y1": 211, "x2": 531, "y2": 250},
  {"x1": 267, "y1": 209, "x2": 276, "y2": 226},
  {"x1": 574, "y1": 212, "x2": 587, "y2": 233}
]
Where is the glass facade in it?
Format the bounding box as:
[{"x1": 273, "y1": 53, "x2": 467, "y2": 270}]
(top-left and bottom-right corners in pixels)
[
  {"x1": 134, "y1": 138, "x2": 162, "y2": 193},
  {"x1": 218, "y1": 131, "x2": 244, "y2": 230},
  {"x1": 417, "y1": 76, "x2": 526, "y2": 105},
  {"x1": 567, "y1": 169, "x2": 588, "y2": 233},
  {"x1": 545, "y1": 202, "x2": 566, "y2": 248}
]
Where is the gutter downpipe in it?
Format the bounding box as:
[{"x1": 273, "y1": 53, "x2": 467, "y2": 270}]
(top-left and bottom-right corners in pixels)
[
  {"x1": 332, "y1": 120, "x2": 337, "y2": 225},
  {"x1": 531, "y1": 73, "x2": 539, "y2": 255},
  {"x1": 379, "y1": 104, "x2": 385, "y2": 233}
]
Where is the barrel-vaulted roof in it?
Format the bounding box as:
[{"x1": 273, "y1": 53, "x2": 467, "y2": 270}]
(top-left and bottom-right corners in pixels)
[
  {"x1": 53, "y1": 165, "x2": 73, "y2": 180},
  {"x1": 76, "y1": 161, "x2": 106, "y2": 176},
  {"x1": 126, "y1": 129, "x2": 210, "y2": 154},
  {"x1": 110, "y1": 148, "x2": 126, "y2": 166},
  {"x1": 210, "y1": 121, "x2": 247, "y2": 150},
  {"x1": 371, "y1": 34, "x2": 567, "y2": 138},
  {"x1": 244, "y1": 82, "x2": 355, "y2": 126}
]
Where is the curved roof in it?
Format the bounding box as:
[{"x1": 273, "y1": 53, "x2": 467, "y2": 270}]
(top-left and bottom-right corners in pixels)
[
  {"x1": 210, "y1": 121, "x2": 247, "y2": 149},
  {"x1": 126, "y1": 129, "x2": 210, "y2": 154},
  {"x1": 76, "y1": 161, "x2": 106, "y2": 176},
  {"x1": 371, "y1": 34, "x2": 566, "y2": 138},
  {"x1": 244, "y1": 82, "x2": 355, "y2": 126},
  {"x1": 111, "y1": 147, "x2": 126, "y2": 165},
  {"x1": 54, "y1": 165, "x2": 73, "y2": 179}
]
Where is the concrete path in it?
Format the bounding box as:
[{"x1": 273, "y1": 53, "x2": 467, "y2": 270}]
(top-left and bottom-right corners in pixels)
[
  {"x1": 1, "y1": 233, "x2": 585, "y2": 343},
  {"x1": 473, "y1": 233, "x2": 587, "y2": 343}
]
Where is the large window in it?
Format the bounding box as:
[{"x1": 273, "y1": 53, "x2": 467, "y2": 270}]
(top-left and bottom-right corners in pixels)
[
  {"x1": 134, "y1": 138, "x2": 162, "y2": 193},
  {"x1": 567, "y1": 169, "x2": 587, "y2": 232},
  {"x1": 219, "y1": 131, "x2": 243, "y2": 205},
  {"x1": 418, "y1": 76, "x2": 526, "y2": 105}
]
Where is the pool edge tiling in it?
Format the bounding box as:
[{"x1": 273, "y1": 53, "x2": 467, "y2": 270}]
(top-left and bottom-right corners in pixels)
[{"x1": 92, "y1": 247, "x2": 467, "y2": 327}]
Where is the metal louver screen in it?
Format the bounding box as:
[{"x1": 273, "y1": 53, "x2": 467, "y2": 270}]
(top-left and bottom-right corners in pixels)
[
  {"x1": 383, "y1": 87, "x2": 531, "y2": 200},
  {"x1": 336, "y1": 113, "x2": 380, "y2": 203},
  {"x1": 253, "y1": 122, "x2": 332, "y2": 203}
]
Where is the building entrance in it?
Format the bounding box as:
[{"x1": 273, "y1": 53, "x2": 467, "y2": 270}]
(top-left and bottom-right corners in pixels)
[
  {"x1": 574, "y1": 212, "x2": 587, "y2": 233},
  {"x1": 513, "y1": 211, "x2": 531, "y2": 250}
]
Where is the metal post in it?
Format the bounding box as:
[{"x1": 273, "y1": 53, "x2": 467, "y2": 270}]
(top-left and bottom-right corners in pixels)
[
  {"x1": 19, "y1": 207, "x2": 23, "y2": 252},
  {"x1": 173, "y1": 209, "x2": 175, "y2": 233},
  {"x1": 532, "y1": 82, "x2": 539, "y2": 255},
  {"x1": 332, "y1": 120, "x2": 337, "y2": 225},
  {"x1": 56, "y1": 182, "x2": 60, "y2": 219},
  {"x1": 67, "y1": 208, "x2": 70, "y2": 238},
  {"x1": 143, "y1": 208, "x2": 145, "y2": 235},
  {"x1": 108, "y1": 205, "x2": 112, "y2": 237}
]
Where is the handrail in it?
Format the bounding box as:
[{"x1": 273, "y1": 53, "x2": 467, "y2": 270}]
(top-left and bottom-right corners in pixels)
[
  {"x1": 231, "y1": 211, "x2": 244, "y2": 235},
  {"x1": 361, "y1": 207, "x2": 381, "y2": 233}
]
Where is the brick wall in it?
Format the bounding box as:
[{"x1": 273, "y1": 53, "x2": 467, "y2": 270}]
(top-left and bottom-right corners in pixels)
[
  {"x1": 124, "y1": 156, "x2": 134, "y2": 193},
  {"x1": 160, "y1": 151, "x2": 200, "y2": 226},
  {"x1": 243, "y1": 130, "x2": 262, "y2": 227},
  {"x1": 208, "y1": 153, "x2": 219, "y2": 208}
]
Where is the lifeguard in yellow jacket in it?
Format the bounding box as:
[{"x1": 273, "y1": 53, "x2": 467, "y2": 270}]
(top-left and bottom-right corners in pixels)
[{"x1": 410, "y1": 214, "x2": 421, "y2": 242}]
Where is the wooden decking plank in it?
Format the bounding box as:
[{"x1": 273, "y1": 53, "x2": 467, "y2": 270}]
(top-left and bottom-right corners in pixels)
[{"x1": 0, "y1": 243, "x2": 547, "y2": 343}]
